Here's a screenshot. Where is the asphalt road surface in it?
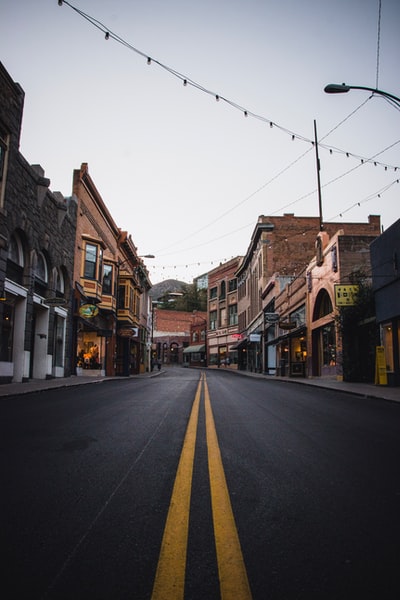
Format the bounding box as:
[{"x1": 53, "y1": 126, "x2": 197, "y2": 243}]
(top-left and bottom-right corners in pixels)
[{"x1": 2, "y1": 367, "x2": 400, "y2": 599}]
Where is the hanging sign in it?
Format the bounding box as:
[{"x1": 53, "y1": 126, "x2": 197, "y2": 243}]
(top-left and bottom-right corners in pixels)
[
  {"x1": 264, "y1": 312, "x2": 280, "y2": 323},
  {"x1": 279, "y1": 321, "x2": 297, "y2": 330},
  {"x1": 375, "y1": 346, "x2": 388, "y2": 385},
  {"x1": 44, "y1": 297, "x2": 67, "y2": 306},
  {"x1": 335, "y1": 285, "x2": 359, "y2": 306},
  {"x1": 79, "y1": 304, "x2": 99, "y2": 318},
  {"x1": 249, "y1": 333, "x2": 261, "y2": 342}
]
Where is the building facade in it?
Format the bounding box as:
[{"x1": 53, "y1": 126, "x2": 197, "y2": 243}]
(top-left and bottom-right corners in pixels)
[
  {"x1": 370, "y1": 218, "x2": 400, "y2": 386},
  {"x1": 0, "y1": 63, "x2": 76, "y2": 383},
  {"x1": 237, "y1": 213, "x2": 381, "y2": 376},
  {"x1": 72, "y1": 163, "x2": 151, "y2": 377},
  {"x1": 207, "y1": 257, "x2": 241, "y2": 367}
]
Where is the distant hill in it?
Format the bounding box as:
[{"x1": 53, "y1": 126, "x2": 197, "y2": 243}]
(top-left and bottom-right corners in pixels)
[{"x1": 149, "y1": 279, "x2": 187, "y2": 301}]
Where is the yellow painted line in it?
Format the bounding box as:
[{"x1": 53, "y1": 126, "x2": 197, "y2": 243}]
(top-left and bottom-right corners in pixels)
[
  {"x1": 204, "y1": 375, "x2": 253, "y2": 600},
  {"x1": 151, "y1": 375, "x2": 202, "y2": 600}
]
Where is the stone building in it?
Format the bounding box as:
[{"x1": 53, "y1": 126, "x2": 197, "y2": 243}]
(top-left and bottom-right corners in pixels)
[{"x1": 0, "y1": 62, "x2": 76, "y2": 383}]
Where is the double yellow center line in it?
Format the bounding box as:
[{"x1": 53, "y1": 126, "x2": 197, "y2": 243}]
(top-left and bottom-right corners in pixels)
[{"x1": 151, "y1": 373, "x2": 252, "y2": 600}]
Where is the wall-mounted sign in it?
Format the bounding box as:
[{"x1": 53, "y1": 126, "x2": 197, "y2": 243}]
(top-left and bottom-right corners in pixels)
[
  {"x1": 249, "y1": 333, "x2": 261, "y2": 342},
  {"x1": 232, "y1": 333, "x2": 243, "y2": 340},
  {"x1": 118, "y1": 327, "x2": 139, "y2": 338},
  {"x1": 44, "y1": 297, "x2": 67, "y2": 306},
  {"x1": 334, "y1": 284, "x2": 359, "y2": 306},
  {"x1": 79, "y1": 304, "x2": 99, "y2": 318},
  {"x1": 279, "y1": 321, "x2": 297, "y2": 330}
]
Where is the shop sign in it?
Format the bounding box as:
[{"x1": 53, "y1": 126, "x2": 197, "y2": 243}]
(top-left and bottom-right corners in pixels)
[
  {"x1": 334, "y1": 284, "x2": 359, "y2": 306},
  {"x1": 118, "y1": 327, "x2": 139, "y2": 337},
  {"x1": 249, "y1": 333, "x2": 261, "y2": 342},
  {"x1": 264, "y1": 312, "x2": 280, "y2": 323},
  {"x1": 279, "y1": 321, "x2": 297, "y2": 330},
  {"x1": 44, "y1": 297, "x2": 67, "y2": 306},
  {"x1": 232, "y1": 333, "x2": 243, "y2": 340},
  {"x1": 79, "y1": 304, "x2": 99, "y2": 318}
]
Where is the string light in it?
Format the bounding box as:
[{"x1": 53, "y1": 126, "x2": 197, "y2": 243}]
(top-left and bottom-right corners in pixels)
[{"x1": 58, "y1": 0, "x2": 399, "y2": 174}]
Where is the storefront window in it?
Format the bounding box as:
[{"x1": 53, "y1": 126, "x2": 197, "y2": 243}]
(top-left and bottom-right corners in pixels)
[
  {"x1": 0, "y1": 300, "x2": 14, "y2": 361},
  {"x1": 322, "y1": 325, "x2": 336, "y2": 367},
  {"x1": 53, "y1": 314, "x2": 64, "y2": 367},
  {"x1": 382, "y1": 323, "x2": 394, "y2": 372}
]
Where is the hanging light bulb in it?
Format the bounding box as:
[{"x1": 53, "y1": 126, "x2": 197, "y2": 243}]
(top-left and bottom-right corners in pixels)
[
  {"x1": 215, "y1": 95, "x2": 220, "y2": 102},
  {"x1": 105, "y1": 32, "x2": 110, "y2": 40},
  {"x1": 147, "y1": 57, "x2": 151, "y2": 65},
  {"x1": 183, "y1": 79, "x2": 187, "y2": 86},
  {"x1": 270, "y1": 122, "x2": 273, "y2": 128},
  {"x1": 292, "y1": 135, "x2": 295, "y2": 141},
  {"x1": 244, "y1": 110, "x2": 248, "y2": 117}
]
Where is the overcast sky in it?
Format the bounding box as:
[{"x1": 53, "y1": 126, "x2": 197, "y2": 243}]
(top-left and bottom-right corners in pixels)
[{"x1": 2, "y1": 0, "x2": 399, "y2": 283}]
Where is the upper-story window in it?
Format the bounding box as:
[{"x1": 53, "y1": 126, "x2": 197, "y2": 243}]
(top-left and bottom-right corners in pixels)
[
  {"x1": 209, "y1": 286, "x2": 217, "y2": 300},
  {"x1": 209, "y1": 310, "x2": 217, "y2": 330},
  {"x1": 229, "y1": 304, "x2": 238, "y2": 325},
  {"x1": 35, "y1": 251, "x2": 48, "y2": 283},
  {"x1": 0, "y1": 127, "x2": 9, "y2": 208},
  {"x1": 84, "y1": 243, "x2": 98, "y2": 279},
  {"x1": 102, "y1": 263, "x2": 113, "y2": 295},
  {"x1": 228, "y1": 278, "x2": 237, "y2": 292},
  {"x1": 8, "y1": 233, "x2": 24, "y2": 266},
  {"x1": 220, "y1": 281, "x2": 226, "y2": 299},
  {"x1": 55, "y1": 268, "x2": 65, "y2": 295}
]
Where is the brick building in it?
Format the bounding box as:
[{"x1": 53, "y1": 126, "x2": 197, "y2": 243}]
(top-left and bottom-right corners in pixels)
[
  {"x1": 72, "y1": 163, "x2": 151, "y2": 377},
  {"x1": 152, "y1": 308, "x2": 199, "y2": 365},
  {"x1": 236, "y1": 213, "x2": 381, "y2": 374},
  {"x1": 207, "y1": 257, "x2": 242, "y2": 367},
  {"x1": 0, "y1": 63, "x2": 77, "y2": 383}
]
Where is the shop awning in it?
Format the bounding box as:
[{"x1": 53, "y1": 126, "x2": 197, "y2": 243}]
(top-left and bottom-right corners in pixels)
[{"x1": 183, "y1": 345, "x2": 206, "y2": 354}]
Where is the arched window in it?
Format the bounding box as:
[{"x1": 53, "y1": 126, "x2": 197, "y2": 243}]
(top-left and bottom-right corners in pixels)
[
  {"x1": 8, "y1": 233, "x2": 24, "y2": 266},
  {"x1": 312, "y1": 289, "x2": 333, "y2": 321},
  {"x1": 35, "y1": 251, "x2": 48, "y2": 283},
  {"x1": 55, "y1": 268, "x2": 65, "y2": 295}
]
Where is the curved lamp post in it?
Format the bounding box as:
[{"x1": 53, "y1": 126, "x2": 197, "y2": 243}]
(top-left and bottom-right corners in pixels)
[{"x1": 324, "y1": 83, "x2": 400, "y2": 109}]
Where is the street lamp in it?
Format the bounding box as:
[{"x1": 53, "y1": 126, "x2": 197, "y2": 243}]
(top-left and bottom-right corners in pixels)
[{"x1": 324, "y1": 83, "x2": 400, "y2": 109}]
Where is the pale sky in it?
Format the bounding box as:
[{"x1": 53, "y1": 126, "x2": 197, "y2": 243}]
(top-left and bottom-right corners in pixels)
[{"x1": 2, "y1": 0, "x2": 399, "y2": 283}]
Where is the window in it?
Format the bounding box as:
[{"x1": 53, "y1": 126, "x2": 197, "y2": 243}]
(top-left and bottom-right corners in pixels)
[
  {"x1": 228, "y1": 278, "x2": 237, "y2": 292},
  {"x1": 209, "y1": 286, "x2": 217, "y2": 300},
  {"x1": 84, "y1": 243, "x2": 98, "y2": 279},
  {"x1": 220, "y1": 281, "x2": 226, "y2": 299},
  {"x1": 35, "y1": 251, "x2": 48, "y2": 283},
  {"x1": 229, "y1": 304, "x2": 238, "y2": 325},
  {"x1": 209, "y1": 310, "x2": 217, "y2": 330},
  {"x1": 8, "y1": 233, "x2": 23, "y2": 266},
  {"x1": 0, "y1": 127, "x2": 9, "y2": 209},
  {"x1": 55, "y1": 268, "x2": 65, "y2": 295},
  {"x1": 220, "y1": 307, "x2": 226, "y2": 327},
  {"x1": 313, "y1": 289, "x2": 333, "y2": 321},
  {"x1": 0, "y1": 127, "x2": 8, "y2": 183},
  {"x1": 102, "y1": 264, "x2": 113, "y2": 295},
  {"x1": 0, "y1": 300, "x2": 14, "y2": 361}
]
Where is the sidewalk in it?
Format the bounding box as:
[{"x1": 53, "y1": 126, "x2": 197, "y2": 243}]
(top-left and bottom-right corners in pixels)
[
  {"x1": 0, "y1": 369, "x2": 162, "y2": 399},
  {"x1": 0, "y1": 367, "x2": 398, "y2": 403}
]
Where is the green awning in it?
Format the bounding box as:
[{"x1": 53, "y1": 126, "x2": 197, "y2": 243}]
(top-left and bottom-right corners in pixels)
[{"x1": 183, "y1": 345, "x2": 206, "y2": 354}]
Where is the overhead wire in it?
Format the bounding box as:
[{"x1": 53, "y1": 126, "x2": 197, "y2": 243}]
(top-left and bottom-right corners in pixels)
[{"x1": 58, "y1": 0, "x2": 399, "y2": 277}]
